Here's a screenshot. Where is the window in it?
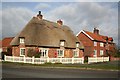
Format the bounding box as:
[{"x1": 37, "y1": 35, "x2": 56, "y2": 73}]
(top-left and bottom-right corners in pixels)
[
  {"x1": 100, "y1": 50, "x2": 104, "y2": 55},
  {"x1": 100, "y1": 43, "x2": 104, "y2": 47},
  {"x1": 94, "y1": 41, "x2": 97, "y2": 46},
  {"x1": 73, "y1": 50, "x2": 79, "y2": 57},
  {"x1": 20, "y1": 48, "x2": 25, "y2": 56},
  {"x1": 39, "y1": 49, "x2": 48, "y2": 58},
  {"x1": 76, "y1": 42, "x2": 80, "y2": 48},
  {"x1": 60, "y1": 40, "x2": 65, "y2": 47},
  {"x1": 57, "y1": 49, "x2": 64, "y2": 57},
  {"x1": 93, "y1": 50, "x2": 97, "y2": 57},
  {"x1": 20, "y1": 38, "x2": 25, "y2": 44}
]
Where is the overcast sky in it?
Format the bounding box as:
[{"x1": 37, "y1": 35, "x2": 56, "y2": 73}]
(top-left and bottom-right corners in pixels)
[{"x1": 0, "y1": 1, "x2": 119, "y2": 45}]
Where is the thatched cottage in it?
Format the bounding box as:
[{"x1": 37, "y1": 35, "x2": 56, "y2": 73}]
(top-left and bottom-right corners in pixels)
[{"x1": 10, "y1": 11, "x2": 84, "y2": 58}]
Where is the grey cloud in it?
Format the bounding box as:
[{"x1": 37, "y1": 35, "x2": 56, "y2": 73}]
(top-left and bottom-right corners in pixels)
[
  {"x1": 35, "y1": 3, "x2": 51, "y2": 10},
  {"x1": 2, "y1": 7, "x2": 35, "y2": 39},
  {"x1": 45, "y1": 2, "x2": 118, "y2": 44},
  {"x1": 1, "y1": 2, "x2": 118, "y2": 45}
]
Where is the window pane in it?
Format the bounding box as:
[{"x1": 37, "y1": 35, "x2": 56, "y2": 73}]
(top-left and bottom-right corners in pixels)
[
  {"x1": 21, "y1": 49, "x2": 25, "y2": 55},
  {"x1": 100, "y1": 43, "x2": 104, "y2": 47},
  {"x1": 94, "y1": 50, "x2": 97, "y2": 55},
  {"x1": 73, "y1": 50, "x2": 79, "y2": 57},
  {"x1": 20, "y1": 38, "x2": 25, "y2": 43},
  {"x1": 100, "y1": 50, "x2": 103, "y2": 55},
  {"x1": 94, "y1": 42, "x2": 97, "y2": 46},
  {"x1": 60, "y1": 41, "x2": 64, "y2": 46},
  {"x1": 76, "y1": 43, "x2": 79, "y2": 47},
  {"x1": 57, "y1": 50, "x2": 64, "y2": 57}
]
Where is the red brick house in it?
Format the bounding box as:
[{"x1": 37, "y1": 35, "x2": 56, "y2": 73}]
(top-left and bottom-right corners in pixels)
[
  {"x1": 10, "y1": 11, "x2": 84, "y2": 58},
  {"x1": 2, "y1": 37, "x2": 14, "y2": 56},
  {"x1": 76, "y1": 28, "x2": 116, "y2": 57}
]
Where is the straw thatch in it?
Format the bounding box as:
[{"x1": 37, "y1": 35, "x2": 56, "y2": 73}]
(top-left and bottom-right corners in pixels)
[{"x1": 10, "y1": 17, "x2": 84, "y2": 49}]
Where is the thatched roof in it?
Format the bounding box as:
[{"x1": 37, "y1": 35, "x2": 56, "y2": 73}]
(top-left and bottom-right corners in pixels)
[{"x1": 10, "y1": 17, "x2": 84, "y2": 49}]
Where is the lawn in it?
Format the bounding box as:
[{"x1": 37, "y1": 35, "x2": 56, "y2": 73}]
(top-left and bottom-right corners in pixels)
[{"x1": 2, "y1": 60, "x2": 120, "y2": 71}]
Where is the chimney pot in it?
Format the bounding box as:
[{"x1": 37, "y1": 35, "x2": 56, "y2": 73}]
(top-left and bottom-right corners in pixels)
[
  {"x1": 57, "y1": 19, "x2": 63, "y2": 25},
  {"x1": 39, "y1": 11, "x2": 41, "y2": 15},
  {"x1": 93, "y1": 28, "x2": 99, "y2": 35},
  {"x1": 37, "y1": 11, "x2": 43, "y2": 19}
]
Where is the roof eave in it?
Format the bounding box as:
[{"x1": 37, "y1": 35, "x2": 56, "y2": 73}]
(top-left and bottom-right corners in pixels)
[{"x1": 76, "y1": 30, "x2": 94, "y2": 40}]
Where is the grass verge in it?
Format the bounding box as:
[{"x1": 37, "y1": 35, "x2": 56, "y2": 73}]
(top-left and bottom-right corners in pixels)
[{"x1": 2, "y1": 61, "x2": 120, "y2": 71}]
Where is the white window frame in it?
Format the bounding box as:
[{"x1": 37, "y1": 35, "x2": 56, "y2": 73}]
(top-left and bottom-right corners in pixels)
[
  {"x1": 73, "y1": 50, "x2": 79, "y2": 57},
  {"x1": 20, "y1": 48, "x2": 25, "y2": 56},
  {"x1": 20, "y1": 38, "x2": 25, "y2": 44},
  {"x1": 60, "y1": 41, "x2": 65, "y2": 47},
  {"x1": 93, "y1": 50, "x2": 97, "y2": 57},
  {"x1": 94, "y1": 41, "x2": 97, "y2": 46},
  {"x1": 76, "y1": 43, "x2": 80, "y2": 48},
  {"x1": 39, "y1": 48, "x2": 48, "y2": 58},
  {"x1": 100, "y1": 42, "x2": 104, "y2": 47},
  {"x1": 57, "y1": 49, "x2": 64, "y2": 58},
  {"x1": 100, "y1": 50, "x2": 104, "y2": 56}
]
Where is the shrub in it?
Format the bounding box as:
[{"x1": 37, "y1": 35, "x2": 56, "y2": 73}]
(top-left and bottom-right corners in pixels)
[
  {"x1": 27, "y1": 48, "x2": 40, "y2": 58},
  {"x1": 27, "y1": 48, "x2": 35, "y2": 57},
  {"x1": 84, "y1": 56, "x2": 89, "y2": 63},
  {"x1": 55, "y1": 62, "x2": 62, "y2": 64},
  {"x1": 34, "y1": 53, "x2": 41, "y2": 58}
]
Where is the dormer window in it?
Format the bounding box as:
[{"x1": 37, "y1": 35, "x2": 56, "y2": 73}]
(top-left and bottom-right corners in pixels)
[
  {"x1": 60, "y1": 40, "x2": 65, "y2": 47},
  {"x1": 20, "y1": 37, "x2": 25, "y2": 44},
  {"x1": 76, "y1": 42, "x2": 80, "y2": 48}
]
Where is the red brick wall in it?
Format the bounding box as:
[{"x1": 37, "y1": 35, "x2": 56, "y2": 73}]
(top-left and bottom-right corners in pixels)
[
  {"x1": 77, "y1": 32, "x2": 94, "y2": 57},
  {"x1": 94, "y1": 42, "x2": 106, "y2": 57},
  {"x1": 110, "y1": 57, "x2": 120, "y2": 61},
  {"x1": 48, "y1": 48, "x2": 58, "y2": 58},
  {"x1": 79, "y1": 50, "x2": 83, "y2": 58},
  {"x1": 12, "y1": 46, "x2": 84, "y2": 58},
  {"x1": 77, "y1": 32, "x2": 106, "y2": 57},
  {"x1": 2, "y1": 47, "x2": 7, "y2": 52},
  {"x1": 48, "y1": 48, "x2": 83, "y2": 58},
  {"x1": 12, "y1": 44, "x2": 26, "y2": 57},
  {"x1": 64, "y1": 49, "x2": 73, "y2": 58},
  {"x1": 12, "y1": 46, "x2": 20, "y2": 56}
]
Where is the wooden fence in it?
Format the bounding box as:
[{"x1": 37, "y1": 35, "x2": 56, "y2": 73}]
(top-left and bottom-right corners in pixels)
[
  {"x1": 88, "y1": 57, "x2": 109, "y2": 64},
  {"x1": 4, "y1": 55, "x2": 84, "y2": 64}
]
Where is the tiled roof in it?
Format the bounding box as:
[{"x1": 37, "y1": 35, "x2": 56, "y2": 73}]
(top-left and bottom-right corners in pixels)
[
  {"x1": 83, "y1": 30, "x2": 107, "y2": 42},
  {"x1": 2, "y1": 37, "x2": 14, "y2": 47}
]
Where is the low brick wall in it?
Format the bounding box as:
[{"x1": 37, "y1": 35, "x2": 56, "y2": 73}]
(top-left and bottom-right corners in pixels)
[{"x1": 110, "y1": 57, "x2": 120, "y2": 61}]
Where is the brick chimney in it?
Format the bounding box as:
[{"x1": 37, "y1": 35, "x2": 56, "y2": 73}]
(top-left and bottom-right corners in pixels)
[
  {"x1": 57, "y1": 19, "x2": 63, "y2": 25},
  {"x1": 93, "y1": 28, "x2": 99, "y2": 35},
  {"x1": 37, "y1": 11, "x2": 43, "y2": 19}
]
